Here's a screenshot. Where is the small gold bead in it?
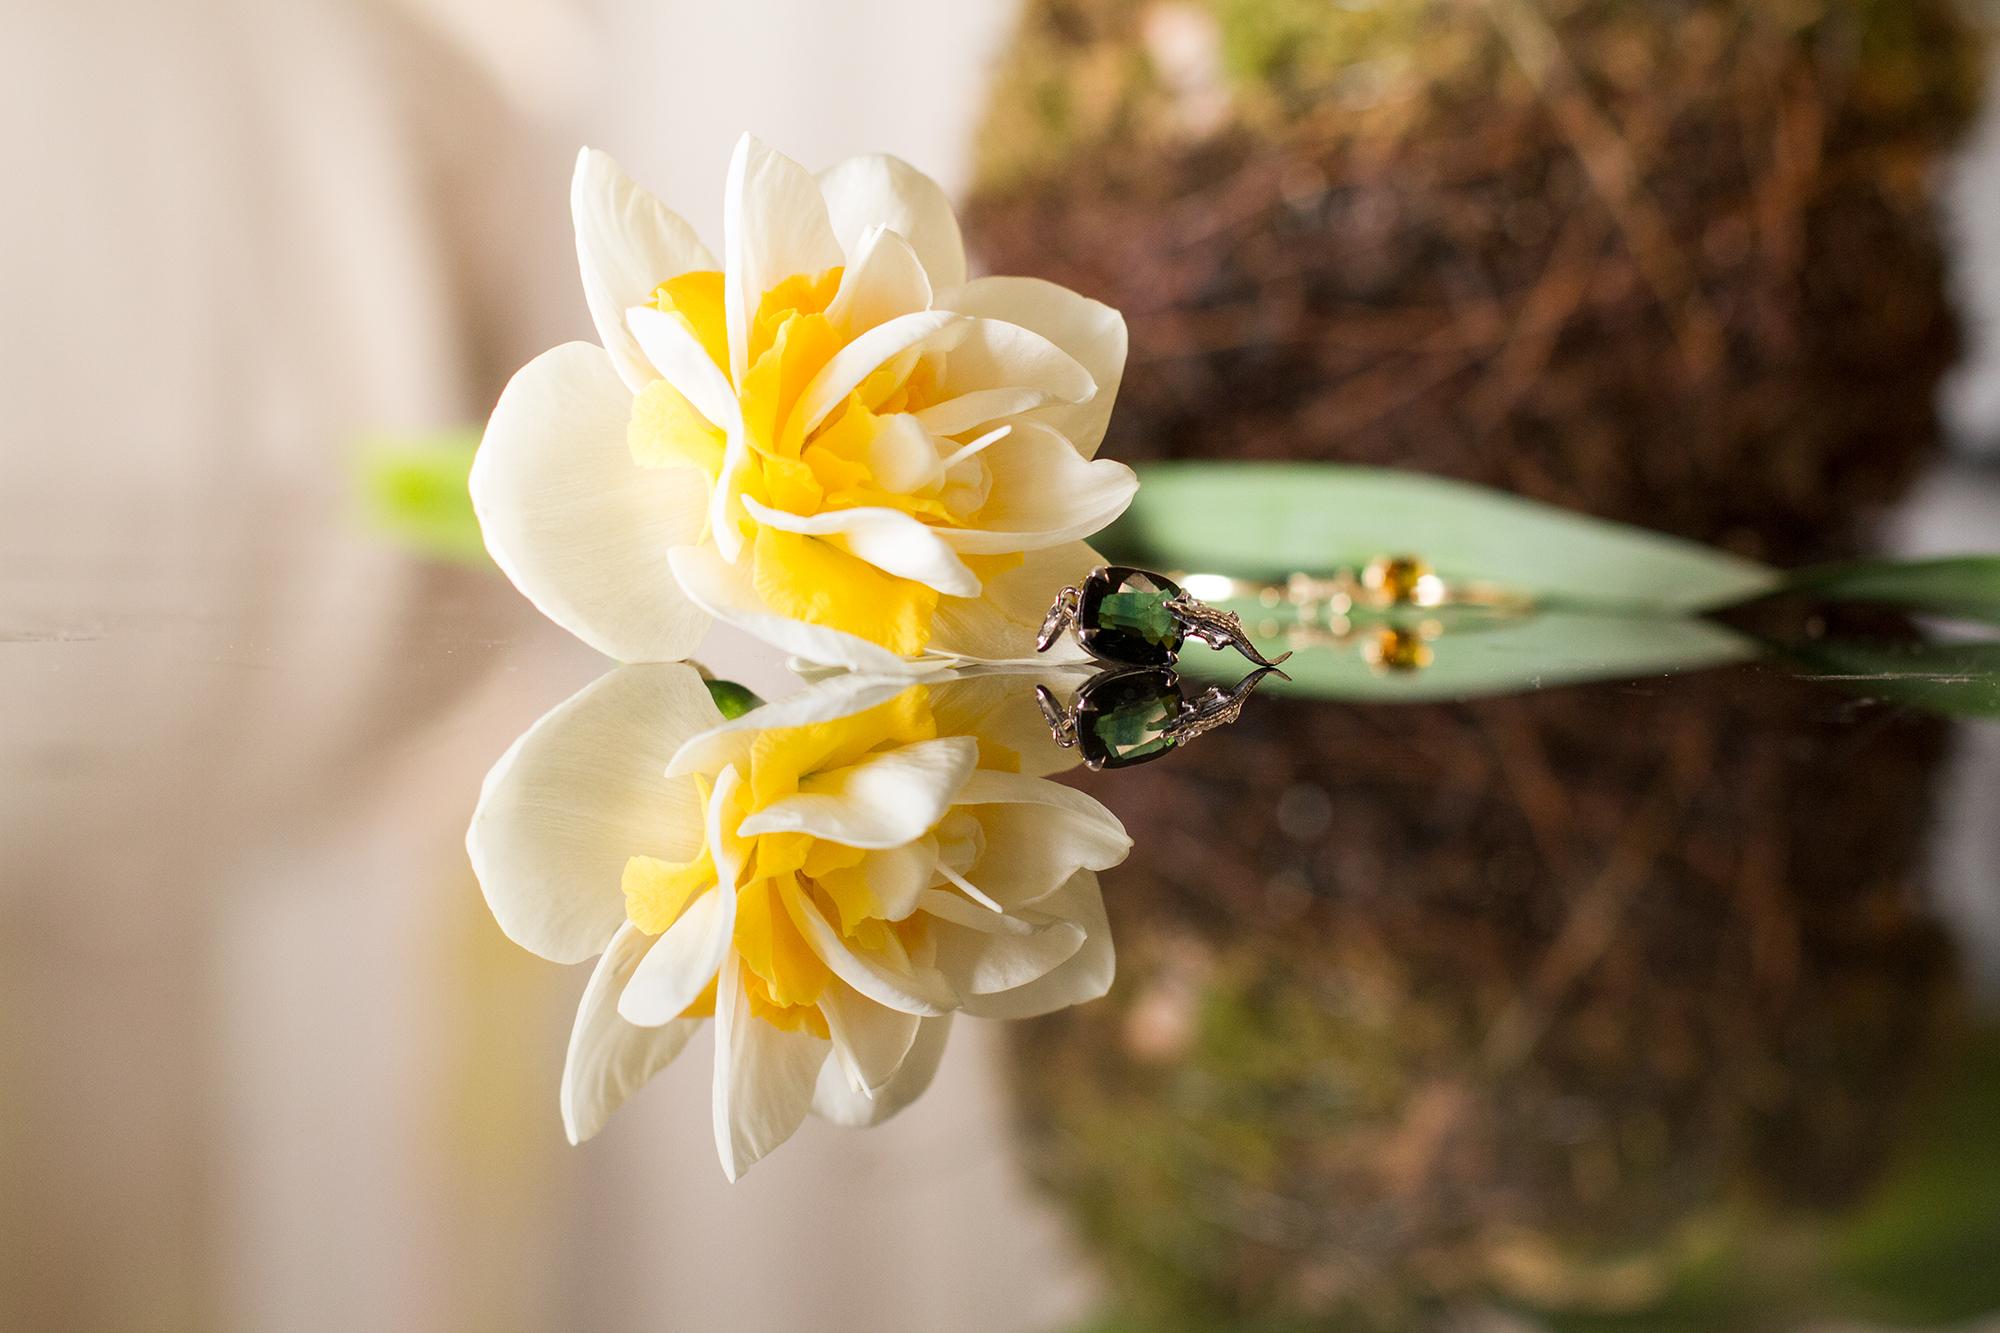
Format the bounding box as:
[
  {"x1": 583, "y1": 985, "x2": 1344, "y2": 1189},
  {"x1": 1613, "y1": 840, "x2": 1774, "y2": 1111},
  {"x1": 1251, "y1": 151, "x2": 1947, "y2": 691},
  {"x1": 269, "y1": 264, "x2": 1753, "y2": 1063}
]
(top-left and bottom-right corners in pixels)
[
  {"x1": 1363, "y1": 555, "x2": 1433, "y2": 606},
  {"x1": 1365, "y1": 627, "x2": 1434, "y2": 673}
]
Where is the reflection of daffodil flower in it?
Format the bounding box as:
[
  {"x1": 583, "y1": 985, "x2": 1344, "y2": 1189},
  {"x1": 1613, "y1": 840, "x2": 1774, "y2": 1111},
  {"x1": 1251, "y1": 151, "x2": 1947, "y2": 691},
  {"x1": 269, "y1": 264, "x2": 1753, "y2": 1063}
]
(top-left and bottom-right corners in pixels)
[
  {"x1": 467, "y1": 666, "x2": 1131, "y2": 1178},
  {"x1": 471, "y1": 134, "x2": 1137, "y2": 670}
]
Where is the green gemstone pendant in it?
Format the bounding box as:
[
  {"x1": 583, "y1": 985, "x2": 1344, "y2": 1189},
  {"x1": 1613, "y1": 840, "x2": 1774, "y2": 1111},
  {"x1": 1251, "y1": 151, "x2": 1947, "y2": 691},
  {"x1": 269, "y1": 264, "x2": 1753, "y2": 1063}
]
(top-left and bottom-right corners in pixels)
[
  {"x1": 1038, "y1": 564, "x2": 1292, "y2": 671},
  {"x1": 1077, "y1": 566, "x2": 1185, "y2": 666}
]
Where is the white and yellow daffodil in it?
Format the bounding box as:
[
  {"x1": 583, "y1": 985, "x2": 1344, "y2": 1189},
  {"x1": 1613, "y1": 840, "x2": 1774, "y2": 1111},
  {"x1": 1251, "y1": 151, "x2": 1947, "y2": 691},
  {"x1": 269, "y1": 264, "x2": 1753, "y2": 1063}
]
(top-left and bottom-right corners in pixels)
[
  {"x1": 466, "y1": 665, "x2": 1131, "y2": 1178},
  {"x1": 471, "y1": 134, "x2": 1137, "y2": 670}
]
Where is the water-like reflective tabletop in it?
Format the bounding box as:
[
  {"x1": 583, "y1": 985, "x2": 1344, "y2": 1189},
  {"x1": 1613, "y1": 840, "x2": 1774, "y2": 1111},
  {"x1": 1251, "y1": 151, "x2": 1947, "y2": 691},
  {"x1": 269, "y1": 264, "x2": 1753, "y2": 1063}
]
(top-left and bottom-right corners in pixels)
[{"x1": 5, "y1": 475, "x2": 1999, "y2": 1333}]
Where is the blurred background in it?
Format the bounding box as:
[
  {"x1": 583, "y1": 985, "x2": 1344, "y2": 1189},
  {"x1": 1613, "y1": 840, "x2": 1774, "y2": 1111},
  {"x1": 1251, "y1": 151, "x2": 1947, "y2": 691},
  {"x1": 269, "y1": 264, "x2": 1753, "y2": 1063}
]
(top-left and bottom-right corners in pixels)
[{"x1": 3, "y1": 2, "x2": 1999, "y2": 1331}]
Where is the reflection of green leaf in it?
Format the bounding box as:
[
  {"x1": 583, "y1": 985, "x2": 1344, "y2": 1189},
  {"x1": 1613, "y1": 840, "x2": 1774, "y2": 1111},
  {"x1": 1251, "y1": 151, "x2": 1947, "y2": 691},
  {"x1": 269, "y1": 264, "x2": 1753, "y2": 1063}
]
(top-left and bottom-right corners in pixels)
[
  {"x1": 1782, "y1": 555, "x2": 2000, "y2": 627},
  {"x1": 1103, "y1": 463, "x2": 1779, "y2": 613},
  {"x1": 1178, "y1": 609, "x2": 1757, "y2": 701},
  {"x1": 1785, "y1": 639, "x2": 2000, "y2": 718},
  {"x1": 354, "y1": 430, "x2": 485, "y2": 564},
  {"x1": 1535, "y1": 1030, "x2": 2000, "y2": 1332},
  {"x1": 1828, "y1": 1031, "x2": 2000, "y2": 1323},
  {"x1": 703, "y1": 679, "x2": 763, "y2": 719}
]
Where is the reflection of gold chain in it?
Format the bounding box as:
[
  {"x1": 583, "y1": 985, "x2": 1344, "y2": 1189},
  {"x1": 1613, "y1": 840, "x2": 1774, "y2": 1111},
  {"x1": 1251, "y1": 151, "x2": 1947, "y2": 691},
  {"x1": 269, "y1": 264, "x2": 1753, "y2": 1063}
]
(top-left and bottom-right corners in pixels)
[
  {"x1": 1170, "y1": 557, "x2": 1536, "y2": 675},
  {"x1": 1172, "y1": 556, "x2": 1534, "y2": 617},
  {"x1": 1361, "y1": 625, "x2": 1436, "y2": 673}
]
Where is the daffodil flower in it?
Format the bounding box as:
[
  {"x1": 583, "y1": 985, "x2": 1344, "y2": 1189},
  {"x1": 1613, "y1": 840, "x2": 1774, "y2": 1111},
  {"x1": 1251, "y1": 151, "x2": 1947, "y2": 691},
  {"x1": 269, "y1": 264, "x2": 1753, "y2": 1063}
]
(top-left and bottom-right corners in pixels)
[
  {"x1": 466, "y1": 665, "x2": 1131, "y2": 1178},
  {"x1": 471, "y1": 135, "x2": 1138, "y2": 670}
]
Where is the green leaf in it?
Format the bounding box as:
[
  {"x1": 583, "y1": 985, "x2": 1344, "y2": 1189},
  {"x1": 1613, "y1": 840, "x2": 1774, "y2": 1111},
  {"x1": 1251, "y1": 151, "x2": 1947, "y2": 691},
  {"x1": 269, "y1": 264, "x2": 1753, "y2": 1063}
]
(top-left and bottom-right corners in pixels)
[
  {"x1": 353, "y1": 430, "x2": 485, "y2": 565},
  {"x1": 1783, "y1": 638, "x2": 2000, "y2": 718},
  {"x1": 704, "y1": 678, "x2": 764, "y2": 719},
  {"x1": 1781, "y1": 555, "x2": 2000, "y2": 627},
  {"x1": 1103, "y1": 463, "x2": 1779, "y2": 613},
  {"x1": 1175, "y1": 608, "x2": 1758, "y2": 701}
]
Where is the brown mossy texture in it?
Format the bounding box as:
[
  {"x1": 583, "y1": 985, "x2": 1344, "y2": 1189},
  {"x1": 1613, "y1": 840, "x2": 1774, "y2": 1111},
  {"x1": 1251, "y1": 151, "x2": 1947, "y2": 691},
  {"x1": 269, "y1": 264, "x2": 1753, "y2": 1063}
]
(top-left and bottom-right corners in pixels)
[
  {"x1": 969, "y1": 4, "x2": 1980, "y2": 1325},
  {"x1": 966, "y1": 0, "x2": 1983, "y2": 566},
  {"x1": 1012, "y1": 668, "x2": 1955, "y2": 1329}
]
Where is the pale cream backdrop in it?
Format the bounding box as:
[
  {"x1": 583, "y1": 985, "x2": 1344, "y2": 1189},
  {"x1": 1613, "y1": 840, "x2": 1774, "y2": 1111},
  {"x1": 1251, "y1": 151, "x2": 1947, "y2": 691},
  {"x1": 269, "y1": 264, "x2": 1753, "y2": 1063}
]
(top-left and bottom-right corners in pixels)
[{"x1": 0, "y1": 2, "x2": 1096, "y2": 1332}]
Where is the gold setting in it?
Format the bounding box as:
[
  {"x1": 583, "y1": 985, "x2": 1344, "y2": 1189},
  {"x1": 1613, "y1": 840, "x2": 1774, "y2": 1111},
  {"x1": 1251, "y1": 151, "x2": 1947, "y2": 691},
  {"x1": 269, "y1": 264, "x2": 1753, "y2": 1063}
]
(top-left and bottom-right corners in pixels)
[{"x1": 1170, "y1": 554, "x2": 1532, "y2": 676}]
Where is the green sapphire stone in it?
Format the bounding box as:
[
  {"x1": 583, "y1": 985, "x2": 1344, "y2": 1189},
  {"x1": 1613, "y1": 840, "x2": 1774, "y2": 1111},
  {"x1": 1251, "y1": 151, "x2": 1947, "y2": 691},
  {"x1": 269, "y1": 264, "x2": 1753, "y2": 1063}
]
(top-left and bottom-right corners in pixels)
[
  {"x1": 1076, "y1": 668, "x2": 1184, "y2": 769},
  {"x1": 1078, "y1": 566, "x2": 1185, "y2": 665}
]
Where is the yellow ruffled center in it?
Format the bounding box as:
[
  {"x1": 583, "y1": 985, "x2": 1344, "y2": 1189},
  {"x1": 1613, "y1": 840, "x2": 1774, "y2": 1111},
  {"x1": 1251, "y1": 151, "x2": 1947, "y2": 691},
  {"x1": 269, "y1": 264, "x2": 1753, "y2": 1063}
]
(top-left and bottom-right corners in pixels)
[
  {"x1": 621, "y1": 687, "x2": 941, "y2": 1037},
  {"x1": 626, "y1": 269, "x2": 1019, "y2": 656}
]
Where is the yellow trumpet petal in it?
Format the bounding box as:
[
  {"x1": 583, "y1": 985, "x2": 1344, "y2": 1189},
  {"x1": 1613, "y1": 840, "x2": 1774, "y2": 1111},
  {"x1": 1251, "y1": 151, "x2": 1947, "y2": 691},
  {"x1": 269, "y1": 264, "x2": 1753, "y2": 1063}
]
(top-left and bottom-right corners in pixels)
[
  {"x1": 735, "y1": 875, "x2": 831, "y2": 1013},
  {"x1": 627, "y1": 378, "x2": 726, "y2": 478},
  {"x1": 750, "y1": 526, "x2": 937, "y2": 656},
  {"x1": 745, "y1": 684, "x2": 934, "y2": 809},
  {"x1": 621, "y1": 848, "x2": 717, "y2": 937},
  {"x1": 651, "y1": 268, "x2": 730, "y2": 375}
]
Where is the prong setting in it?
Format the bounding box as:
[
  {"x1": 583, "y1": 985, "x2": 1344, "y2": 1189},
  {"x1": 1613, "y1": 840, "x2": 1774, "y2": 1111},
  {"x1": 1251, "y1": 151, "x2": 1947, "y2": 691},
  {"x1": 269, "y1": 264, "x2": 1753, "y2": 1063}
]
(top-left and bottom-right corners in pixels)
[{"x1": 1037, "y1": 565, "x2": 1290, "y2": 670}]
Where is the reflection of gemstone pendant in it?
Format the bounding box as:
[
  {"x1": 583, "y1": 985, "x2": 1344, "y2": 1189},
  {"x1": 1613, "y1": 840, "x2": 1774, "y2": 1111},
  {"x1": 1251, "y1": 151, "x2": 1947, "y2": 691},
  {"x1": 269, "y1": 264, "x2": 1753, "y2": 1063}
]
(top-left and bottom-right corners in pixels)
[
  {"x1": 1038, "y1": 565, "x2": 1290, "y2": 670},
  {"x1": 1073, "y1": 667, "x2": 1183, "y2": 768},
  {"x1": 1036, "y1": 664, "x2": 1284, "y2": 770}
]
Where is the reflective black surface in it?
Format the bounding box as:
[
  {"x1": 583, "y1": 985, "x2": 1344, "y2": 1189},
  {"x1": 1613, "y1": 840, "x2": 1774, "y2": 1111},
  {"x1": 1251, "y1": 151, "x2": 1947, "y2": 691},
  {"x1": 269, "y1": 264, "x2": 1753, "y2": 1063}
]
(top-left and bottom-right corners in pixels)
[
  {"x1": 7, "y1": 487, "x2": 1999, "y2": 1333},
  {"x1": 1019, "y1": 634, "x2": 2000, "y2": 1332}
]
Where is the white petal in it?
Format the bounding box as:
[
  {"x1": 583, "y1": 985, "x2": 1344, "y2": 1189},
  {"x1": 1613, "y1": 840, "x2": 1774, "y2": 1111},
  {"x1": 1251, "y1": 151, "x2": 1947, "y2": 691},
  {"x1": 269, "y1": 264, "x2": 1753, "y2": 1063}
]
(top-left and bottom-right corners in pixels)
[
  {"x1": 936, "y1": 422, "x2": 1013, "y2": 472},
  {"x1": 857, "y1": 412, "x2": 947, "y2": 494},
  {"x1": 625, "y1": 306, "x2": 742, "y2": 433},
  {"x1": 737, "y1": 736, "x2": 979, "y2": 847},
  {"x1": 708, "y1": 428, "x2": 755, "y2": 564},
  {"x1": 923, "y1": 669, "x2": 1082, "y2": 777},
  {"x1": 812, "y1": 1014, "x2": 953, "y2": 1128},
  {"x1": 739, "y1": 495, "x2": 980, "y2": 597},
  {"x1": 913, "y1": 388, "x2": 1050, "y2": 439},
  {"x1": 616, "y1": 885, "x2": 736, "y2": 1027},
  {"x1": 560, "y1": 921, "x2": 699, "y2": 1144},
  {"x1": 819, "y1": 980, "x2": 921, "y2": 1094},
  {"x1": 958, "y1": 872, "x2": 1114, "y2": 1019},
  {"x1": 825, "y1": 225, "x2": 933, "y2": 336},
  {"x1": 466, "y1": 665, "x2": 717, "y2": 964},
  {"x1": 572, "y1": 148, "x2": 717, "y2": 392},
  {"x1": 787, "y1": 888, "x2": 958, "y2": 1016},
  {"x1": 667, "y1": 543, "x2": 919, "y2": 673},
  {"x1": 723, "y1": 134, "x2": 845, "y2": 383},
  {"x1": 470, "y1": 343, "x2": 711, "y2": 663},
  {"x1": 847, "y1": 840, "x2": 938, "y2": 922},
  {"x1": 703, "y1": 763, "x2": 753, "y2": 897},
  {"x1": 667, "y1": 673, "x2": 917, "y2": 778},
  {"x1": 921, "y1": 889, "x2": 1085, "y2": 996},
  {"x1": 712, "y1": 959, "x2": 830, "y2": 1181},
  {"x1": 918, "y1": 888, "x2": 1044, "y2": 935},
  {"x1": 793, "y1": 309, "x2": 965, "y2": 438},
  {"x1": 911, "y1": 317, "x2": 1095, "y2": 437},
  {"x1": 940, "y1": 421, "x2": 1138, "y2": 553},
  {"x1": 936, "y1": 276, "x2": 1128, "y2": 456},
  {"x1": 928, "y1": 541, "x2": 1103, "y2": 665},
  {"x1": 948, "y1": 769, "x2": 1131, "y2": 909},
  {"x1": 817, "y1": 153, "x2": 967, "y2": 289}
]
